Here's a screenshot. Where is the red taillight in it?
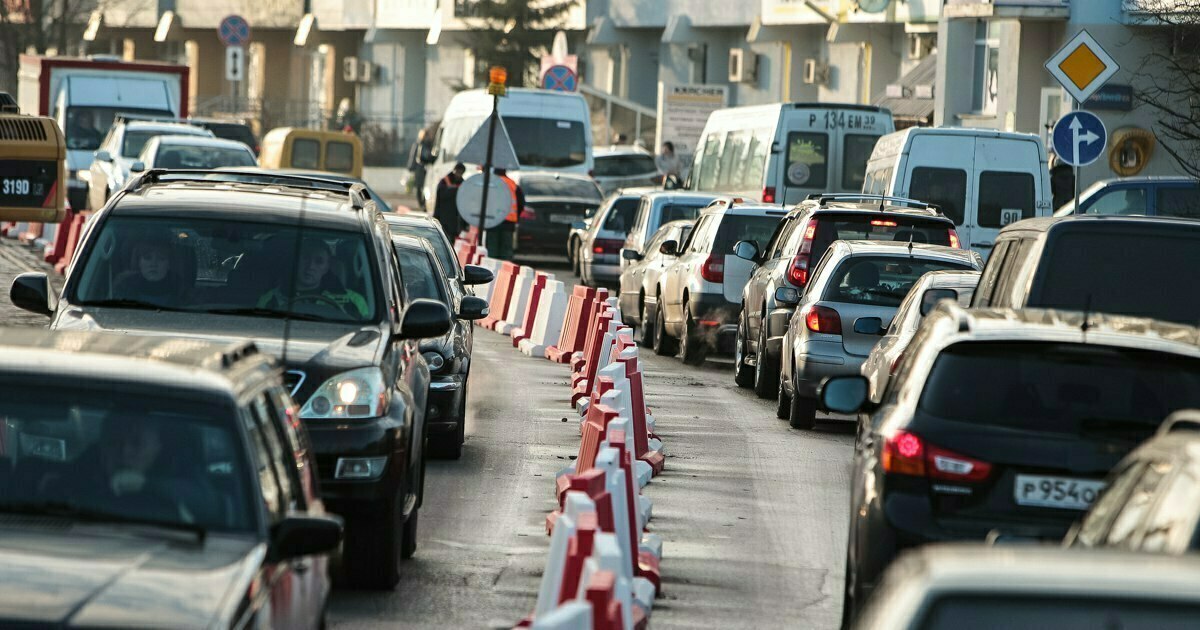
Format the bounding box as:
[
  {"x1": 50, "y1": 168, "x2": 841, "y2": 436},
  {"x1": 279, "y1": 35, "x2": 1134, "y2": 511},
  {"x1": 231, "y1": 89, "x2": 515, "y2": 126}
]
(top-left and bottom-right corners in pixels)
[
  {"x1": 520, "y1": 207, "x2": 537, "y2": 220},
  {"x1": 762, "y1": 186, "x2": 776, "y2": 203},
  {"x1": 870, "y1": 219, "x2": 898, "y2": 227},
  {"x1": 948, "y1": 229, "x2": 960, "y2": 249},
  {"x1": 803, "y1": 305, "x2": 842, "y2": 335},
  {"x1": 700, "y1": 255, "x2": 725, "y2": 283},
  {"x1": 593, "y1": 238, "x2": 623, "y2": 255},
  {"x1": 882, "y1": 430, "x2": 992, "y2": 482},
  {"x1": 787, "y1": 219, "x2": 819, "y2": 288}
]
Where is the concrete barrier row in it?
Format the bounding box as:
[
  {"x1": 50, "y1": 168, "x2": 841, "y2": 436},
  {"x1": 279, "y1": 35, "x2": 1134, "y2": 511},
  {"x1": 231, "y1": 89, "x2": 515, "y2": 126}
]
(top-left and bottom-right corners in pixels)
[
  {"x1": 467, "y1": 254, "x2": 667, "y2": 629},
  {"x1": 3, "y1": 209, "x2": 87, "y2": 275}
]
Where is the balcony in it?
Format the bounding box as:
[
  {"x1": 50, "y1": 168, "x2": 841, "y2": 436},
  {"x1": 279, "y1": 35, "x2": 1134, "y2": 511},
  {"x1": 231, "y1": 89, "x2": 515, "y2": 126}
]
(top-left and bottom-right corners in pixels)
[{"x1": 943, "y1": 0, "x2": 1070, "y2": 20}]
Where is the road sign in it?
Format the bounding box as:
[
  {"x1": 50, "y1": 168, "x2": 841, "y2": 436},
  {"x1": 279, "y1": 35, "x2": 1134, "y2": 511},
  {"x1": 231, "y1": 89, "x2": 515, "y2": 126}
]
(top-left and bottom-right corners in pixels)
[
  {"x1": 1052, "y1": 111, "x2": 1107, "y2": 167},
  {"x1": 457, "y1": 117, "x2": 520, "y2": 170},
  {"x1": 541, "y1": 65, "x2": 577, "y2": 92},
  {"x1": 225, "y1": 46, "x2": 245, "y2": 82},
  {"x1": 456, "y1": 174, "x2": 513, "y2": 229},
  {"x1": 1045, "y1": 30, "x2": 1119, "y2": 104},
  {"x1": 218, "y1": 15, "x2": 251, "y2": 47}
]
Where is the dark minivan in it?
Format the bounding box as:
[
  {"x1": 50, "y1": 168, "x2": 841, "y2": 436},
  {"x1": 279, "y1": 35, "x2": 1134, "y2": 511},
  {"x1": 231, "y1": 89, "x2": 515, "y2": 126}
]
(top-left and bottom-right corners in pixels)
[{"x1": 971, "y1": 215, "x2": 1200, "y2": 325}]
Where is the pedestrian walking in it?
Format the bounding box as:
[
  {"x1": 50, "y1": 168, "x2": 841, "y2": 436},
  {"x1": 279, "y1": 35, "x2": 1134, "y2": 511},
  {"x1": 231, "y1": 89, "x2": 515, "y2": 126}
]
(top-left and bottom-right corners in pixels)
[
  {"x1": 656, "y1": 141, "x2": 682, "y2": 188},
  {"x1": 488, "y1": 167, "x2": 523, "y2": 261},
  {"x1": 434, "y1": 163, "x2": 466, "y2": 239},
  {"x1": 408, "y1": 129, "x2": 431, "y2": 208}
]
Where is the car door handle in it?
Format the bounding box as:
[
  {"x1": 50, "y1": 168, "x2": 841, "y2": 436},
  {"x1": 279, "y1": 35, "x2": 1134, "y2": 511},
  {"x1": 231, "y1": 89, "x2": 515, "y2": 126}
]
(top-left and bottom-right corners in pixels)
[{"x1": 975, "y1": 241, "x2": 994, "y2": 248}]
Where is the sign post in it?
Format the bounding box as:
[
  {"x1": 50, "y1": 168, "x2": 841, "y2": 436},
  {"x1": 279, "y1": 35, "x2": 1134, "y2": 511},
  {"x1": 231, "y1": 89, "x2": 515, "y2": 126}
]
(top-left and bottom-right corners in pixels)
[
  {"x1": 475, "y1": 67, "x2": 509, "y2": 247},
  {"x1": 218, "y1": 15, "x2": 251, "y2": 113}
]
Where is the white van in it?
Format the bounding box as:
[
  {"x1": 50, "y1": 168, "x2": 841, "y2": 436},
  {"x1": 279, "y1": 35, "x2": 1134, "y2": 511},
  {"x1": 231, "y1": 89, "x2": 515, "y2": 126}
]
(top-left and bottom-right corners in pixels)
[
  {"x1": 423, "y1": 88, "x2": 593, "y2": 212},
  {"x1": 863, "y1": 127, "x2": 1053, "y2": 256},
  {"x1": 685, "y1": 103, "x2": 895, "y2": 205}
]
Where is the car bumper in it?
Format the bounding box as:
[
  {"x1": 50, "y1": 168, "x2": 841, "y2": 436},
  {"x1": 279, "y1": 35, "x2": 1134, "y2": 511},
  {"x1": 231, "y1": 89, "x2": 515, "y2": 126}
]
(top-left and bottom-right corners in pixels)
[
  {"x1": 763, "y1": 306, "x2": 796, "y2": 359},
  {"x1": 791, "y1": 339, "x2": 865, "y2": 400},
  {"x1": 425, "y1": 373, "x2": 466, "y2": 435},
  {"x1": 584, "y1": 261, "x2": 621, "y2": 283},
  {"x1": 517, "y1": 223, "x2": 571, "y2": 255},
  {"x1": 304, "y1": 412, "x2": 406, "y2": 512},
  {"x1": 690, "y1": 293, "x2": 739, "y2": 353}
]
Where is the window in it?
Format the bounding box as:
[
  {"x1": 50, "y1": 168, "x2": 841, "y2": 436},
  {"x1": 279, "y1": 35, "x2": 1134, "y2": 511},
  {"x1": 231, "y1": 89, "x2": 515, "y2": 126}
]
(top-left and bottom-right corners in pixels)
[
  {"x1": 717, "y1": 131, "x2": 747, "y2": 190},
  {"x1": 978, "y1": 171, "x2": 1035, "y2": 228},
  {"x1": 843, "y1": 135, "x2": 881, "y2": 190},
  {"x1": 250, "y1": 395, "x2": 296, "y2": 513},
  {"x1": 765, "y1": 217, "x2": 799, "y2": 259},
  {"x1": 293, "y1": 138, "x2": 320, "y2": 169},
  {"x1": 991, "y1": 238, "x2": 1034, "y2": 303},
  {"x1": 654, "y1": 203, "x2": 707, "y2": 230},
  {"x1": 971, "y1": 239, "x2": 1010, "y2": 307},
  {"x1": 501, "y1": 117, "x2": 586, "y2": 168},
  {"x1": 909, "y1": 167, "x2": 967, "y2": 225},
  {"x1": 1156, "y1": 186, "x2": 1200, "y2": 219},
  {"x1": 863, "y1": 167, "x2": 893, "y2": 196},
  {"x1": 809, "y1": 214, "x2": 954, "y2": 260},
  {"x1": 151, "y1": 144, "x2": 256, "y2": 169},
  {"x1": 601, "y1": 197, "x2": 641, "y2": 233},
  {"x1": 326, "y1": 141, "x2": 354, "y2": 172},
  {"x1": 685, "y1": 216, "x2": 712, "y2": 253},
  {"x1": 389, "y1": 224, "x2": 457, "y2": 278},
  {"x1": 243, "y1": 407, "x2": 283, "y2": 523},
  {"x1": 393, "y1": 246, "x2": 445, "y2": 302},
  {"x1": 697, "y1": 133, "x2": 723, "y2": 190},
  {"x1": 594, "y1": 155, "x2": 657, "y2": 177},
  {"x1": 972, "y1": 21, "x2": 999, "y2": 115},
  {"x1": 920, "y1": 593, "x2": 1200, "y2": 629},
  {"x1": 741, "y1": 130, "x2": 770, "y2": 190},
  {"x1": 1084, "y1": 187, "x2": 1148, "y2": 216},
  {"x1": 712, "y1": 214, "x2": 784, "y2": 256},
  {"x1": 823, "y1": 255, "x2": 976, "y2": 307},
  {"x1": 266, "y1": 386, "x2": 314, "y2": 505},
  {"x1": 63, "y1": 106, "x2": 173, "y2": 152},
  {"x1": 785, "y1": 132, "x2": 828, "y2": 188}
]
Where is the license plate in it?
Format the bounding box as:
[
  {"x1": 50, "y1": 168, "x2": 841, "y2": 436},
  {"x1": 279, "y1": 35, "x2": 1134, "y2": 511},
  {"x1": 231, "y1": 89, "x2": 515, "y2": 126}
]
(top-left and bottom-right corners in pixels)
[
  {"x1": 550, "y1": 214, "x2": 576, "y2": 224},
  {"x1": 1014, "y1": 475, "x2": 1106, "y2": 510}
]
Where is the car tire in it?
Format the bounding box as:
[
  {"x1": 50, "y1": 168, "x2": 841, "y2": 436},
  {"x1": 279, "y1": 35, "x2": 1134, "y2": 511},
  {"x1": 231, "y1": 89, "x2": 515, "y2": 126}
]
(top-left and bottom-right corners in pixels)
[
  {"x1": 570, "y1": 242, "x2": 581, "y2": 277},
  {"x1": 753, "y1": 313, "x2": 779, "y2": 399},
  {"x1": 428, "y1": 388, "x2": 466, "y2": 460},
  {"x1": 789, "y1": 379, "x2": 818, "y2": 430},
  {"x1": 775, "y1": 373, "x2": 791, "y2": 420},
  {"x1": 346, "y1": 495, "x2": 402, "y2": 589},
  {"x1": 841, "y1": 537, "x2": 859, "y2": 630},
  {"x1": 636, "y1": 294, "x2": 653, "y2": 348},
  {"x1": 401, "y1": 507, "x2": 419, "y2": 560},
  {"x1": 653, "y1": 302, "x2": 677, "y2": 356},
  {"x1": 734, "y1": 312, "x2": 754, "y2": 388},
  {"x1": 679, "y1": 303, "x2": 707, "y2": 366}
]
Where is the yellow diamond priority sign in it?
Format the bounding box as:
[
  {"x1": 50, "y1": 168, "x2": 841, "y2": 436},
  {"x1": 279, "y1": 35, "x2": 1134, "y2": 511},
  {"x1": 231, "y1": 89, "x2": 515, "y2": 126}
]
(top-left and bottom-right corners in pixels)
[{"x1": 1046, "y1": 29, "x2": 1119, "y2": 104}]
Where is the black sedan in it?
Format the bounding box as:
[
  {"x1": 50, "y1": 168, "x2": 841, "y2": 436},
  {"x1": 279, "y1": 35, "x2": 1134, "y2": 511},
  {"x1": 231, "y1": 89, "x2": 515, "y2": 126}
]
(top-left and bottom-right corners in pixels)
[
  {"x1": 392, "y1": 234, "x2": 490, "y2": 459},
  {"x1": 514, "y1": 171, "x2": 604, "y2": 257}
]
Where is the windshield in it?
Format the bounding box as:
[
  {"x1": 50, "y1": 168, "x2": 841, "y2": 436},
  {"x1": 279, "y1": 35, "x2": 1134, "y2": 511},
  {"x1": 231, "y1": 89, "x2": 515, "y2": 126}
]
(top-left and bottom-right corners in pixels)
[
  {"x1": 72, "y1": 217, "x2": 379, "y2": 324},
  {"x1": 919, "y1": 343, "x2": 1200, "y2": 438},
  {"x1": 595, "y1": 155, "x2": 657, "y2": 177},
  {"x1": 919, "y1": 593, "x2": 1200, "y2": 629},
  {"x1": 808, "y1": 213, "x2": 954, "y2": 259},
  {"x1": 123, "y1": 129, "x2": 204, "y2": 158},
  {"x1": 150, "y1": 144, "x2": 257, "y2": 169},
  {"x1": 602, "y1": 198, "x2": 641, "y2": 232},
  {"x1": 502, "y1": 117, "x2": 587, "y2": 168},
  {"x1": 64, "y1": 107, "x2": 174, "y2": 152},
  {"x1": 823, "y1": 255, "x2": 976, "y2": 307},
  {"x1": 389, "y1": 224, "x2": 456, "y2": 278},
  {"x1": 522, "y1": 177, "x2": 602, "y2": 201},
  {"x1": 394, "y1": 246, "x2": 445, "y2": 302},
  {"x1": 0, "y1": 385, "x2": 255, "y2": 533}
]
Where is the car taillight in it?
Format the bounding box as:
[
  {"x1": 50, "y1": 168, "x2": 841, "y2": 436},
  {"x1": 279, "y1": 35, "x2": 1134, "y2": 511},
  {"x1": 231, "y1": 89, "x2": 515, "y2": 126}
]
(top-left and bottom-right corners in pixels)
[
  {"x1": 803, "y1": 305, "x2": 841, "y2": 335},
  {"x1": 762, "y1": 186, "x2": 776, "y2": 203},
  {"x1": 787, "y1": 219, "x2": 818, "y2": 288},
  {"x1": 948, "y1": 228, "x2": 960, "y2": 249},
  {"x1": 700, "y1": 255, "x2": 725, "y2": 283},
  {"x1": 870, "y1": 219, "x2": 898, "y2": 227},
  {"x1": 593, "y1": 238, "x2": 623, "y2": 254},
  {"x1": 882, "y1": 430, "x2": 992, "y2": 482},
  {"x1": 520, "y1": 207, "x2": 537, "y2": 220}
]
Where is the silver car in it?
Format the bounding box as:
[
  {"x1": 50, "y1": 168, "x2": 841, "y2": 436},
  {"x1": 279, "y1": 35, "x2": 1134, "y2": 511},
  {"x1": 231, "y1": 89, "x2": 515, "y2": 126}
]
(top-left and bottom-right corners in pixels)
[
  {"x1": 777, "y1": 240, "x2": 983, "y2": 429},
  {"x1": 618, "y1": 219, "x2": 694, "y2": 346},
  {"x1": 578, "y1": 188, "x2": 654, "y2": 287},
  {"x1": 859, "y1": 269, "x2": 979, "y2": 405}
]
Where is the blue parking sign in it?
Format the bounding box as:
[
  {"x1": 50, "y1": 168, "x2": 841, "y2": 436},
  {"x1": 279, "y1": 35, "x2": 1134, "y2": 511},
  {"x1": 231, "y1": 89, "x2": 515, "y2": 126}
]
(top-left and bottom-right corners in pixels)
[{"x1": 1052, "y1": 111, "x2": 1106, "y2": 167}]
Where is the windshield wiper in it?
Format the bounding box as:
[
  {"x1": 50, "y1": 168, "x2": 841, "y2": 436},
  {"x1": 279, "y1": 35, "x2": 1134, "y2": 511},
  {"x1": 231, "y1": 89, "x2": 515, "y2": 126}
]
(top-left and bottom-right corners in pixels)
[
  {"x1": 201, "y1": 306, "x2": 330, "y2": 322},
  {"x1": 77, "y1": 298, "x2": 189, "y2": 312},
  {"x1": 0, "y1": 500, "x2": 206, "y2": 542}
]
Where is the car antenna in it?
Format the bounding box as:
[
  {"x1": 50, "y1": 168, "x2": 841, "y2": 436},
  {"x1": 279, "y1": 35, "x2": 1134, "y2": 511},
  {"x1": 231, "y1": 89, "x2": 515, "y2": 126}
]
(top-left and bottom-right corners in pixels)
[{"x1": 1081, "y1": 293, "x2": 1093, "y2": 339}]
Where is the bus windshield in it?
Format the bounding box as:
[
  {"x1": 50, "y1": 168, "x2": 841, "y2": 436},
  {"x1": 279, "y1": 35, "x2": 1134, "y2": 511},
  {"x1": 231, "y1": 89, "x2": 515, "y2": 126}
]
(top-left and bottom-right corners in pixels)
[{"x1": 502, "y1": 117, "x2": 586, "y2": 168}]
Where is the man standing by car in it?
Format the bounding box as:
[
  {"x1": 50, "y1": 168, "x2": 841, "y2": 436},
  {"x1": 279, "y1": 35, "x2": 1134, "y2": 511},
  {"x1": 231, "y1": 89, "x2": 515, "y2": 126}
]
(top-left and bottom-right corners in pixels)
[
  {"x1": 434, "y1": 163, "x2": 466, "y2": 239},
  {"x1": 489, "y1": 167, "x2": 523, "y2": 261},
  {"x1": 656, "y1": 142, "x2": 682, "y2": 183}
]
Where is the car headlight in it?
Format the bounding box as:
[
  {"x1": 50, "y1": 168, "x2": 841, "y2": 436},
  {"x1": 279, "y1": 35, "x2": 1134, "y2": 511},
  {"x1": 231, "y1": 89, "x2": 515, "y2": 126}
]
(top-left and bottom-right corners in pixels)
[
  {"x1": 300, "y1": 367, "x2": 389, "y2": 419},
  {"x1": 422, "y1": 351, "x2": 446, "y2": 373}
]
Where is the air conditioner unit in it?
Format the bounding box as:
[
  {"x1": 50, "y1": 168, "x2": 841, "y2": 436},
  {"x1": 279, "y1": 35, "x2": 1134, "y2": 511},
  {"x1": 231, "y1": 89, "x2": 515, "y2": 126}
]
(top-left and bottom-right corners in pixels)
[
  {"x1": 803, "y1": 59, "x2": 830, "y2": 85},
  {"x1": 358, "y1": 60, "x2": 374, "y2": 83},
  {"x1": 729, "y1": 48, "x2": 758, "y2": 83},
  {"x1": 343, "y1": 56, "x2": 360, "y2": 82}
]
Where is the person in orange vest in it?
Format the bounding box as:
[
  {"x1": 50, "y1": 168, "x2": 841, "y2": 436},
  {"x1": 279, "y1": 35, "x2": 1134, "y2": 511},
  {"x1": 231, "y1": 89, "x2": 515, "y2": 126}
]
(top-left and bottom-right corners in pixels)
[{"x1": 487, "y1": 167, "x2": 523, "y2": 261}]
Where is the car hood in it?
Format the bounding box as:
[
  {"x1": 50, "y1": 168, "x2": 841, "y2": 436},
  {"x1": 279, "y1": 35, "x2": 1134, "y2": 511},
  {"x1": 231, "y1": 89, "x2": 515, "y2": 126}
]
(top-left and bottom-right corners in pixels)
[
  {"x1": 52, "y1": 306, "x2": 387, "y2": 371},
  {"x1": 0, "y1": 525, "x2": 260, "y2": 628}
]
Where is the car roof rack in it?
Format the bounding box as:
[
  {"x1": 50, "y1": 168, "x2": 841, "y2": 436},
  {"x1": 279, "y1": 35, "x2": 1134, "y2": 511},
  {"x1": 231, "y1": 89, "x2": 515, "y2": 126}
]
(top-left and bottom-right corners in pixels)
[
  {"x1": 805, "y1": 193, "x2": 931, "y2": 210},
  {"x1": 113, "y1": 113, "x2": 204, "y2": 127},
  {"x1": 1158, "y1": 409, "x2": 1200, "y2": 436},
  {"x1": 124, "y1": 169, "x2": 369, "y2": 210}
]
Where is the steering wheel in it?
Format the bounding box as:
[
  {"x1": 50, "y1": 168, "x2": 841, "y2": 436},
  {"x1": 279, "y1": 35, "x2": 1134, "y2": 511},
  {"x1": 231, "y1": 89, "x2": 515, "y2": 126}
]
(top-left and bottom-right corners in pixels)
[{"x1": 291, "y1": 294, "x2": 344, "y2": 310}]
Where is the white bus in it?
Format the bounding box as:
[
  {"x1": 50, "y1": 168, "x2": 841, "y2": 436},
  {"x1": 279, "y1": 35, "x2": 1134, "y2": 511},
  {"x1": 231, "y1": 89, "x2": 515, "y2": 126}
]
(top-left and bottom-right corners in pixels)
[
  {"x1": 423, "y1": 88, "x2": 593, "y2": 212},
  {"x1": 685, "y1": 103, "x2": 895, "y2": 205}
]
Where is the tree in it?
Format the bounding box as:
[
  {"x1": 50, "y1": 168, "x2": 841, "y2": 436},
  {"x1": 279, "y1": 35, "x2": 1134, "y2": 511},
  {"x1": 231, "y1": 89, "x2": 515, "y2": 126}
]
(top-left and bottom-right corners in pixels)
[
  {"x1": 1127, "y1": 0, "x2": 1200, "y2": 176},
  {"x1": 459, "y1": 0, "x2": 578, "y2": 88}
]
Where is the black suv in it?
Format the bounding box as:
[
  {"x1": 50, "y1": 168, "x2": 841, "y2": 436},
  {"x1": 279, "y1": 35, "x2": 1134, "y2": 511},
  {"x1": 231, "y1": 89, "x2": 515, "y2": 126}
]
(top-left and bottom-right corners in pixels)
[
  {"x1": 0, "y1": 330, "x2": 341, "y2": 628},
  {"x1": 733, "y1": 194, "x2": 958, "y2": 398},
  {"x1": 11, "y1": 169, "x2": 451, "y2": 589}
]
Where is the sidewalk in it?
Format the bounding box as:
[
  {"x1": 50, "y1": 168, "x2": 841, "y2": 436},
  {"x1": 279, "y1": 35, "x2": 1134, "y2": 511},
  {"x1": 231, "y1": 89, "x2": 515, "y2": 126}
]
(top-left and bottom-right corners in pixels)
[{"x1": 0, "y1": 238, "x2": 62, "y2": 328}]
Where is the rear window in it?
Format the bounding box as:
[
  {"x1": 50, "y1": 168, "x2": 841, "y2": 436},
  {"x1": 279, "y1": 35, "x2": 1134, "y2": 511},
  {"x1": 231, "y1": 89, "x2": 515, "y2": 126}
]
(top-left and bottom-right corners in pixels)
[
  {"x1": 786, "y1": 132, "x2": 828, "y2": 188},
  {"x1": 502, "y1": 117, "x2": 587, "y2": 168},
  {"x1": 293, "y1": 139, "x2": 320, "y2": 169},
  {"x1": 712, "y1": 214, "x2": 784, "y2": 255},
  {"x1": 808, "y1": 213, "x2": 953, "y2": 260},
  {"x1": 1031, "y1": 229, "x2": 1200, "y2": 324},
  {"x1": 326, "y1": 141, "x2": 355, "y2": 172},
  {"x1": 979, "y1": 171, "x2": 1036, "y2": 228},
  {"x1": 204, "y1": 124, "x2": 257, "y2": 149},
  {"x1": 602, "y1": 197, "x2": 641, "y2": 232},
  {"x1": 594, "y1": 155, "x2": 657, "y2": 177},
  {"x1": 394, "y1": 246, "x2": 445, "y2": 302},
  {"x1": 919, "y1": 593, "x2": 1200, "y2": 630},
  {"x1": 1156, "y1": 186, "x2": 1200, "y2": 219},
  {"x1": 909, "y1": 167, "x2": 966, "y2": 225},
  {"x1": 842, "y1": 134, "x2": 880, "y2": 190},
  {"x1": 823, "y1": 255, "x2": 974, "y2": 307},
  {"x1": 655, "y1": 203, "x2": 707, "y2": 228},
  {"x1": 522, "y1": 177, "x2": 602, "y2": 201},
  {"x1": 388, "y1": 224, "x2": 456, "y2": 277},
  {"x1": 918, "y1": 342, "x2": 1200, "y2": 437}
]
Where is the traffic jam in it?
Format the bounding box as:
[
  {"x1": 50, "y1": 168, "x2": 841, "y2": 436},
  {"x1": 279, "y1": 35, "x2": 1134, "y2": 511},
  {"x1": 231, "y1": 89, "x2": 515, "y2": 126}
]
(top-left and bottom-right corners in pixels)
[{"x1": 2, "y1": 13, "x2": 1200, "y2": 630}]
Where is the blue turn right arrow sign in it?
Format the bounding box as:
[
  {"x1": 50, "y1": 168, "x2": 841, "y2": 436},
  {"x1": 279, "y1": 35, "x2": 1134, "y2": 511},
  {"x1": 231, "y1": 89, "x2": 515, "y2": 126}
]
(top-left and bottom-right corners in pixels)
[{"x1": 1052, "y1": 111, "x2": 1107, "y2": 167}]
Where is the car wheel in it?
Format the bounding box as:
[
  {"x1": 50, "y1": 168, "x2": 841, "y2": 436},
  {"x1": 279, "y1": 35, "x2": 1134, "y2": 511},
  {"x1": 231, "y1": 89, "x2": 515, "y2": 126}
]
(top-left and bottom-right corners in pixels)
[
  {"x1": 775, "y1": 372, "x2": 791, "y2": 420},
  {"x1": 636, "y1": 294, "x2": 653, "y2": 348},
  {"x1": 754, "y1": 313, "x2": 779, "y2": 399},
  {"x1": 345, "y1": 494, "x2": 402, "y2": 589},
  {"x1": 428, "y1": 387, "x2": 466, "y2": 460},
  {"x1": 571, "y1": 242, "x2": 581, "y2": 276},
  {"x1": 841, "y1": 527, "x2": 861, "y2": 630},
  {"x1": 679, "y1": 302, "x2": 707, "y2": 366},
  {"x1": 789, "y1": 377, "x2": 818, "y2": 430},
  {"x1": 734, "y1": 311, "x2": 754, "y2": 388},
  {"x1": 401, "y1": 507, "x2": 419, "y2": 560},
  {"x1": 652, "y1": 301, "x2": 677, "y2": 356}
]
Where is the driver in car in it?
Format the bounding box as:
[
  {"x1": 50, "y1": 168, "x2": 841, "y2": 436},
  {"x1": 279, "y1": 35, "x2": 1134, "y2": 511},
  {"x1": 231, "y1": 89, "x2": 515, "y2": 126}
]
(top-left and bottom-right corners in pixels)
[{"x1": 257, "y1": 237, "x2": 370, "y2": 318}]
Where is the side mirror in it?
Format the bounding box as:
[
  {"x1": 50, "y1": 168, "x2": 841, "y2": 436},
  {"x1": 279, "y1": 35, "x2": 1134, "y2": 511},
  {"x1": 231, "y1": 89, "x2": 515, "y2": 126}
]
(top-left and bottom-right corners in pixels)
[
  {"x1": 269, "y1": 514, "x2": 343, "y2": 562},
  {"x1": 10, "y1": 272, "x2": 55, "y2": 316},
  {"x1": 130, "y1": 161, "x2": 146, "y2": 173},
  {"x1": 659, "y1": 240, "x2": 678, "y2": 257},
  {"x1": 457, "y1": 295, "x2": 490, "y2": 321},
  {"x1": 397, "y1": 298, "x2": 453, "y2": 339},
  {"x1": 94, "y1": 150, "x2": 113, "y2": 162},
  {"x1": 462, "y1": 264, "x2": 494, "y2": 286},
  {"x1": 774, "y1": 286, "x2": 800, "y2": 305},
  {"x1": 621, "y1": 248, "x2": 643, "y2": 261},
  {"x1": 733, "y1": 240, "x2": 759, "y2": 261},
  {"x1": 853, "y1": 317, "x2": 885, "y2": 336},
  {"x1": 920, "y1": 288, "x2": 959, "y2": 316},
  {"x1": 818, "y1": 375, "x2": 871, "y2": 414}
]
